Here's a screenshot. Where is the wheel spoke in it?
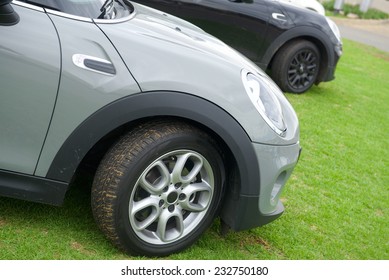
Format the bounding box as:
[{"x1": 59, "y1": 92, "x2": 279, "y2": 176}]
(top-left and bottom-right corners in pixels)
[
  {"x1": 298, "y1": 53, "x2": 305, "y2": 62},
  {"x1": 307, "y1": 64, "x2": 316, "y2": 73},
  {"x1": 172, "y1": 153, "x2": 203, "y2": 184},
  {"x1": 156, "y1": 208, "x2": 184, "y2": 242},
  {"x1": 290, "y1": 75, "x2": 300, "y2": 87},
  {"x1": 291, "y1": 57, "x2": 299, "y2": 66},
  {"x1": 180, "y1": 182, "x2": 212, "y2": 212},
  {"x1": 131, "y1": 197, "x2": 161, "y2": 231},
  {"x1": 288, "y1": 68, "x2": 297, "y2": 75},
  {"x1": 140, "y1": 160, "x2": 170, "y2": 194},
  {"x1": 305, "y1": 52, "x2": 312, "y2": 62}
]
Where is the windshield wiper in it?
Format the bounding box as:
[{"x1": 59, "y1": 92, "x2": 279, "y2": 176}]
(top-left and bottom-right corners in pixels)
[{"x1": 98, "y1": 0, "x2": 115, "y2": 19}]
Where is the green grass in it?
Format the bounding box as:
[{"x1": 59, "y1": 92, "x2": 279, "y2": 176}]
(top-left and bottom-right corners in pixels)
[
  {"x1": 0, "y1": 39, "x2": 388, "y2": 260},
  {"x1": 323, "y1": 0, "x2": 389, "y2": 19}
]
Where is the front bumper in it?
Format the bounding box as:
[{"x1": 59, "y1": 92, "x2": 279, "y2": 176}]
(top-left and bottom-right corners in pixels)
[
  {"x1": 220, "y1": 141, "x2": 301, "y2": 231},
  {"x1": 321, "y1": 42, "x2": 342, "y2": 82}
]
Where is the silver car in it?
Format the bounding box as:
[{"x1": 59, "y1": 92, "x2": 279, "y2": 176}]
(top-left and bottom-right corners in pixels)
[{"x1": 0, "y1": 0, "x2": 301, "y2": 256}]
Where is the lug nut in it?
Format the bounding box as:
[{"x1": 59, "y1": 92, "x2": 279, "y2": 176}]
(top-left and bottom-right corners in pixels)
[{"x1": 168, "y1": 205, "x2": 175, "y2": 212}]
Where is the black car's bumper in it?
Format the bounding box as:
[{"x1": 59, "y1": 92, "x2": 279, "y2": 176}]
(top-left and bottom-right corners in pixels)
[{"x1": 321, "y1": 42, "x2": 343, "y2": 82}]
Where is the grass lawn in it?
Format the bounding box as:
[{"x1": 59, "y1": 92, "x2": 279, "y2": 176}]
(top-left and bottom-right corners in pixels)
[{"x1": 0, "y1": 39, "x2": 388, "y2": 260}]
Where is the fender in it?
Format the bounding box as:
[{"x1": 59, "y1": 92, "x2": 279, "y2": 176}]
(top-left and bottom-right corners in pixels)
[
  {"x1": 46, "y1": 91, "x2": 261, "y2": 198},
  {"x1": 259, "y1": 25, "x2": 336, "y2": 70}
]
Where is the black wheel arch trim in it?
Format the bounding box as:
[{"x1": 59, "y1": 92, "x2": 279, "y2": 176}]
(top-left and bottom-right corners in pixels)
[
  {"x1": 261, "y1": 26, "x2": 336, "y2": 77},
  {"x1": 46, "y1": 91, "x2": 261, "y2": 200}
]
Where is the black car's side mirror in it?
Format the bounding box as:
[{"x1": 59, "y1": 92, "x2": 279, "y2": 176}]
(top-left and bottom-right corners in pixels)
[{"x1": 0, "y1": 0, "x2": 19, "y2": 26}]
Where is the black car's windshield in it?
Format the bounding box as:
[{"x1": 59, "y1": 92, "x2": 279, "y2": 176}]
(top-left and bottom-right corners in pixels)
[
  {"x1": 98, "y1": 0, "x2": 115, "y2": 19},
  {"x1": 20, "y1": 0, "x2": 133, "y2": 19}
]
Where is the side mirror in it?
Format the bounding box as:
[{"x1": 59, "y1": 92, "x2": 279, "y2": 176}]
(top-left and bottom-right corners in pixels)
[{"x1": 0, "y1": 0, "x2": 19, "y2": 26}]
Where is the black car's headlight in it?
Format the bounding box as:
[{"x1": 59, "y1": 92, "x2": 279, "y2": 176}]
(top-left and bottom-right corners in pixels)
[
  {"x1": 325, "y1": 17, "x2": 342, "y2": 57},
  {"x1": 325, "y1": 17, "x2": 342, "y2": 43},
  {"x1": 241, "y1": 69, "x2": 287, "y2": 137}
]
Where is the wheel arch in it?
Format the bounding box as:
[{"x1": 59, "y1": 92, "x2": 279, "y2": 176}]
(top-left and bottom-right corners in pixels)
[
  {"x1": 261, "y1": 26, "x2": 334, "y2": 84},
  {"x1": 46, "y1": 91, "x2": 261, "y2": 199}
]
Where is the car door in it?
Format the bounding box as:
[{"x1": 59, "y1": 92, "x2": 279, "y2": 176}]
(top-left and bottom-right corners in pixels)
[
  {"x1": 0, "y1": 3, "x2": 60, "y2": 174},
  {"x1": 134, "y1": 0, "x2": 269, "y2": 64},
  {"x1": 178, "y1": 0, "x2": 270, "y2": 62}
]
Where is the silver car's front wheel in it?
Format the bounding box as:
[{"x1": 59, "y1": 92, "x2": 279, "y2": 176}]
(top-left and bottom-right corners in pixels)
[
  {"x1": 92, "y1": 120, "x2": 225, "y2": 256},
  {"x1": 129, "y1": 150, "x2": 215, "y2": 245}
]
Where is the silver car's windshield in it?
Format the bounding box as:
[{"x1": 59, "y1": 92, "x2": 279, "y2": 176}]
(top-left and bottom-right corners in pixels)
[{"x1": 19, "y1": 0, "x2": 133, "y2": 19}]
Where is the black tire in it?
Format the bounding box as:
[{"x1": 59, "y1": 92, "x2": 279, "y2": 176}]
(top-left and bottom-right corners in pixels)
[
  {"x1": 271, "y1": 40, "x2": 320, "y2": 93},
  {"x1": 91, "y1": 120, "x2": 225, "y2": 256}
]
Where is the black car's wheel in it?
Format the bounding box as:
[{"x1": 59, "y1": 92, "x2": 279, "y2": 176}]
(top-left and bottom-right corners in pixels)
[
  {"x1": 271, "y1": 40, "x2": 320, "y2": 93},
  {"x1": 91, "y1": 120, "x2": 225, "y2": 256}
]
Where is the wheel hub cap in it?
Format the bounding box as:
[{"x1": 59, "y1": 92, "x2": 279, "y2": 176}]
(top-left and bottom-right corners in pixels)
[
  {"x1": 167, "y1": 191, "x2": 178, "y2": 204},
  {"x1": 298, "y1": 63, "x2": 306, "y2": 74}
]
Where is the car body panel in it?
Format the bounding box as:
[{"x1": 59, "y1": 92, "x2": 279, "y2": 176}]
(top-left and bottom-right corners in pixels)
[
  {"x1": 34, "y1": 11, "x2": 141, "y2": 177},
  {"x1": 0, "y1": 5, "x2": 60, "y2": 174}
]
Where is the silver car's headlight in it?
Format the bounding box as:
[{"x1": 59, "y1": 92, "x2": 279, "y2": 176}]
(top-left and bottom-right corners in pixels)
[{"x1": 241, "y1": 69, "x2": 287, "y2": 137}]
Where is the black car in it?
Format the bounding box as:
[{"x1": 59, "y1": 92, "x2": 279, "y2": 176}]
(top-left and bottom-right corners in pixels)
[{"x1": 133, "y1": 0, "x2": 342, "y2": 93}]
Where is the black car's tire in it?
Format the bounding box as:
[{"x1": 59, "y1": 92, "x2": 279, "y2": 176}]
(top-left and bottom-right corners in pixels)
[
  {"x1": 271, "y1": 40, "x2": 320, "y2": 93},
  {"x1": 91, "y1": 120, "x2": 225, "y2": 256}
]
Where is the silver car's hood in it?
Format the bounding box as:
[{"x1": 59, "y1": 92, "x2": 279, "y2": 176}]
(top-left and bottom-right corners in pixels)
[
  {"x1": 99, "y1": 3, "x2": 260, "y2": 76},
  {"x1": 96, "y1": 3, "x2": 299, "y2": 145}
]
